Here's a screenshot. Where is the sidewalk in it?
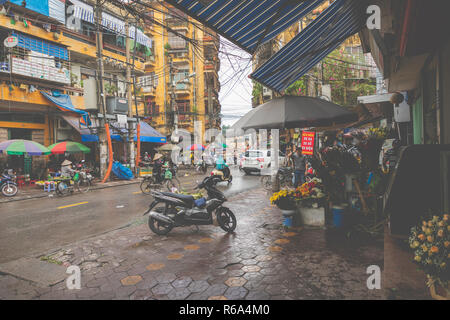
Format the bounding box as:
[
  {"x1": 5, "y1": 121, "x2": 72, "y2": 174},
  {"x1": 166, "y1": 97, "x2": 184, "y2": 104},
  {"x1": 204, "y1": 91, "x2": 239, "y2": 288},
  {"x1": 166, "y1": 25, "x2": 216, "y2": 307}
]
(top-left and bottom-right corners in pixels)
[
  {"x1": 0, "y1": 178, "x2": 141, "y2": 204},
  {"x1": 0, "y1": 188, "x2": 385, "y2": 300}
]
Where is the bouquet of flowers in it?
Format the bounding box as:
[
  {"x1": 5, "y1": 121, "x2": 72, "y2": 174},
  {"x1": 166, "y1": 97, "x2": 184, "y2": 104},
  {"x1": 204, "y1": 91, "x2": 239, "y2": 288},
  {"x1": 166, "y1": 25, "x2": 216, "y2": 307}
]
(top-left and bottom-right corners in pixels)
[
  {"x1": 409, "y1": 214, "x2": 449, "y2": 289},
  {"x1": 270, "y1": 189, "x2": 297, "y2": 210},
  {"x1": 294, "y1": 178, "x2": 326, "y2": 207}
]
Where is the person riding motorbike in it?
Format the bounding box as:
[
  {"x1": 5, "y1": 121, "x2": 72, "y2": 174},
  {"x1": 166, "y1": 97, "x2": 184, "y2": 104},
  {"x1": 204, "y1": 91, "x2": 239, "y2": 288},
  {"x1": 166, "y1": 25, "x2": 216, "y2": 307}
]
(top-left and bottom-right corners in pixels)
[{"x1": 215, "y1": 155, "x2": 230, "y2": 179}]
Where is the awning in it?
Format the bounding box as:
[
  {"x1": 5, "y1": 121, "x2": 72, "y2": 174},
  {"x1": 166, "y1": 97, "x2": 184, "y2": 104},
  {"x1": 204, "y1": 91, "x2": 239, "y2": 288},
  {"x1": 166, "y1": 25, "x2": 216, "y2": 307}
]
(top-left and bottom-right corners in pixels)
[
  {"x1": 41, "y1": 91, "x2": 92, "y2": 126},
  {"x1": 250, "y1": 0, "x2": 366, "y2": 92},
  {"x1": 387, "y1": 54, "x2": 429, "y2": 92},
  {"x1": 164, "y1": 0, "x2": 324, "y2": 54},
  {"x1": 61, "y1": 115, "x2": 166, "y2": 143},
  {"x1": 61, "y1": 115, "x2": 99, "y2": 142},
  {"x1": 135, "y1": 122, "x2": 166, "y2": 143}
]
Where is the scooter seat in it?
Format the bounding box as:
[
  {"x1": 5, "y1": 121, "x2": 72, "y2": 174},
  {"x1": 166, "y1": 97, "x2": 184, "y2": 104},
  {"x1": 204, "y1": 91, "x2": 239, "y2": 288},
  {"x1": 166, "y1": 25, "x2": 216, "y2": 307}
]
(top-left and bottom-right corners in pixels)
[{"x1": 161, "y1": 192, "x2": 195, "y2": 207}]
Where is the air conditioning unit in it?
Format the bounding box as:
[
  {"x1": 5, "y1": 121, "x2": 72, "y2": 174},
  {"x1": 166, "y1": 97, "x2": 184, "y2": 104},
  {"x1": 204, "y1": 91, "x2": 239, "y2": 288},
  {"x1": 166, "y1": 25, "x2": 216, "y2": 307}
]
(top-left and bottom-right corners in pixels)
[
  {"x1": 106, "y1": 97, "x2": 128, "y2": 115},
  {"x1": 263, "y1": 87, "x2": 272, "y2": 98}
]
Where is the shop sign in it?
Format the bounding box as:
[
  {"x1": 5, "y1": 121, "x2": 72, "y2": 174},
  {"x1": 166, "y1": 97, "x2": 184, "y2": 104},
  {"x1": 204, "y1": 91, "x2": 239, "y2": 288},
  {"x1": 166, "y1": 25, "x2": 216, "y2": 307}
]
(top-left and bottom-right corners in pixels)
[
  {"x1": 3, "y1": 36, "x2": 18, "y2": 48},
  {"x1": 301, "y1": 131, "x2": 315, "y2": 155}
]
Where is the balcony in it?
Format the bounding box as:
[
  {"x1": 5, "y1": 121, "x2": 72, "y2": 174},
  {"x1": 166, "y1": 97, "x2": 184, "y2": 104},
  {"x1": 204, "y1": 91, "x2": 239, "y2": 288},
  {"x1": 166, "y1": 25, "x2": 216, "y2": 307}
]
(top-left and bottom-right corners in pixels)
[
  {"x1": 203, "y1": 35, "x2": 219, "y2": 48},
  {"x1": 0, "y1": 83, "x2": 84, "y2": 109}
]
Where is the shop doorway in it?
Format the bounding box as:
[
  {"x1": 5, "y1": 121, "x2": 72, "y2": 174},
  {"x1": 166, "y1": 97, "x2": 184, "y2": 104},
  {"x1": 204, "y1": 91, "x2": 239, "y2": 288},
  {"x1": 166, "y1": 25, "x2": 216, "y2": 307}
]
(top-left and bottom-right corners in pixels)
[{"x1": 7, "y1": 128, "x2": 33, "y2": 175}]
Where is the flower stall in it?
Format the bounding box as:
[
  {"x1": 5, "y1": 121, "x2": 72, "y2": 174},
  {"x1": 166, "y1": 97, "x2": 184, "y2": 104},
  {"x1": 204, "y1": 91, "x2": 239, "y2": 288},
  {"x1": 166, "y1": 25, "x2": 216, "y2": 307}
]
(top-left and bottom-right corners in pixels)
[
  {"x1": 270, "y1": 178, "x2": 327, "y2": 227},
  {"x1": 409, "y1": 214, "x2": 449, "y2": 300}
]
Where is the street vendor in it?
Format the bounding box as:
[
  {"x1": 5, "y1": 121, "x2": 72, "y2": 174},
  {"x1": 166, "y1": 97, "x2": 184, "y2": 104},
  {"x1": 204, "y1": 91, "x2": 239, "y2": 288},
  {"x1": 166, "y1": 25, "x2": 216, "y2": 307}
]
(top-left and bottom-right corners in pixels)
[
  {"x1": 60, "y1": 159, "x2": 76, "y2": 178},
  {"x1": 288, "y1": 146, "x2": 307, "y2": 187}
]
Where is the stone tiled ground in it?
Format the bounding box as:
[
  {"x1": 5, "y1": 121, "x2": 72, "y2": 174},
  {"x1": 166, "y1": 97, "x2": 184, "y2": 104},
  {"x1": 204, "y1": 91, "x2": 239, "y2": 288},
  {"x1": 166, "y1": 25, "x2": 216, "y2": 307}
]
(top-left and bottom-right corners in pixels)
[{"x1": 0, "y1": 188, "x2": 384, "y2": 300}]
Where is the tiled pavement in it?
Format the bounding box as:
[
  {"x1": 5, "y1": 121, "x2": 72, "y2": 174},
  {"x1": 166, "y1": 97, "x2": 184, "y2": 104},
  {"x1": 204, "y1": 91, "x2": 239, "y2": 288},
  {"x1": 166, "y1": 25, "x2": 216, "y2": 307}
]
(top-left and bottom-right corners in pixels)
[{"x1": 0, "y1": 188, "x2": 384, "y2": 300}]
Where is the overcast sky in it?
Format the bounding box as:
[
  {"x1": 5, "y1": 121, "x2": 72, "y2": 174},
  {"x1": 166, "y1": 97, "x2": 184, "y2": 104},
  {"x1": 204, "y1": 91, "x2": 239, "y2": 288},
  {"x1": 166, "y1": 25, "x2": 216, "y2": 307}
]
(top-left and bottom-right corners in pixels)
[{"x1": 218, "y1": 37, "x2": 253, "y2": 127}]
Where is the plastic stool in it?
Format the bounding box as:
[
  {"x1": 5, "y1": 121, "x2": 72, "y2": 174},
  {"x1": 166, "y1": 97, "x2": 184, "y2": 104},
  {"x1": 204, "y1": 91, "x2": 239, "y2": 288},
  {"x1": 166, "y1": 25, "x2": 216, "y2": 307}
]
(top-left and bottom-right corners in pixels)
[{"x1": 44, "y1": 181, "x2": 56, "y2": 192}]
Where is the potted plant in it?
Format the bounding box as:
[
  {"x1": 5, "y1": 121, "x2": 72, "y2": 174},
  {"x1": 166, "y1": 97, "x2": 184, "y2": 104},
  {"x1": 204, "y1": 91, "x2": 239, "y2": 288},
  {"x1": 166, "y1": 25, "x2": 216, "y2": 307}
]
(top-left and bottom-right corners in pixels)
[
  {"x1": 270, "y1": 189, "x2": 298, "y2": 227},
  {"x1": 104, "y1": 83, "x2": 118, "y2": 97},
  {"x1": 409, "y1": 214, "x2": 449, "y2": 300}
]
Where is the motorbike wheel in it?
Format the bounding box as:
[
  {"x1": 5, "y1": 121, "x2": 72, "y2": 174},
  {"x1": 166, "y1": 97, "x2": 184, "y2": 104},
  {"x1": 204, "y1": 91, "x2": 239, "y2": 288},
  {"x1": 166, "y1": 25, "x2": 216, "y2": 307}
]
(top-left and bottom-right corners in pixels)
[
  {"x1": 261, "y1": 176, "x2": 272, "y2": 190},
  {"x1": 227, "y1": 175, "x2": 233, "y2": 184},
  {"x1": 148, "y1": 203, "x2": 173, "y2": 235},
  {"x1": 202, "y1": 165, "x2": 208, "y2": 174},
  {"x1": 1, "y1": 183, "x2": 18, "y2": 197},
  {"x1": 216, "y1": 207, "x2": 237, "y2": 233},
  {"x1": 166, "y1": 177, "x2": 180, "y2": 192},
  {"x1": 76, "y1": 179, "x2": 91, "y2": 193},
  {"x1": 140, "y1": 177, "x2": 155, "y2": 194}
]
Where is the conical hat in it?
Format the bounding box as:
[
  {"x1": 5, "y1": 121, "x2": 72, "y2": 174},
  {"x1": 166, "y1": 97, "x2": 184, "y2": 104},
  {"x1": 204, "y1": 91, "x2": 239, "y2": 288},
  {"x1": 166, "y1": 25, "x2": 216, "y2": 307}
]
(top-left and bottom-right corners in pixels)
[
  {"x1": 61, "y1": 160, "x2": 72, "y2": 166},
  {"x1": 153, "y1": 153, "x2": 163, "y2": 160}
]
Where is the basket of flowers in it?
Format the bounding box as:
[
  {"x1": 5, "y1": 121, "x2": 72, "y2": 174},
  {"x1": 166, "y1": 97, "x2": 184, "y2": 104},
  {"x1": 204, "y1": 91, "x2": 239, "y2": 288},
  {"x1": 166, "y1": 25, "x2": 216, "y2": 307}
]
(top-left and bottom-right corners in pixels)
[
  {"x1": 270, "y1": 189, "x2": 297, "y2": 210},
  {"x1": 295, "y1": 178, "x2": 326, "y2": 208},
  {"x1": 409, "y1": 214, "x2": 449, "y2": 300}
]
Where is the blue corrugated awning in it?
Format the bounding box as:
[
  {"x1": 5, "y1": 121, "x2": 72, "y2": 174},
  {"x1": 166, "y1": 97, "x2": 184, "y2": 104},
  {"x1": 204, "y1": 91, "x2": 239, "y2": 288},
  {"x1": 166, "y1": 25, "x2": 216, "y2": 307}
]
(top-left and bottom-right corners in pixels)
[
  {"x1": 135, "y1": 121, "x2": 166, "y2": 143},
  {"x1": 250, "y1": 0, "x2": 365, "y2": 92},
  {"x1": 164, "y1": 0, "x2": 324, "y2": 53}
]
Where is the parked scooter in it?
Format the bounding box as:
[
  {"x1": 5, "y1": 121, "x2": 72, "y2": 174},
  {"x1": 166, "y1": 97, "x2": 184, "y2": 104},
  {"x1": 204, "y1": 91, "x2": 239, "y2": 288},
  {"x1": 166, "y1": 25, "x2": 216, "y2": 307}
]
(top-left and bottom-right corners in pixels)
[
  {"x1": 0, "y1": 169, "x2": 18, "y2": 197},
  {"x1": 144, "y1": 176, "x2": 237, "y2": 235}
]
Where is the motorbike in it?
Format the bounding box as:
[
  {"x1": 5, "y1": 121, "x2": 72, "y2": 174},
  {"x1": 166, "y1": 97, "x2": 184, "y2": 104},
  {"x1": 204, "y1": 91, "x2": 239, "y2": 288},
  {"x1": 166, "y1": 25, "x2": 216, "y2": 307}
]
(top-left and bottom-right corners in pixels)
[
  {"x1": 144, "y1": 176, "x2": 237, "y2": 235},
  {"x1": 210, "y1": 160, "x2": 232, "y2": 184},
  {"x1": 0, "y1": 169, "x2": 18, "y2": 197}
]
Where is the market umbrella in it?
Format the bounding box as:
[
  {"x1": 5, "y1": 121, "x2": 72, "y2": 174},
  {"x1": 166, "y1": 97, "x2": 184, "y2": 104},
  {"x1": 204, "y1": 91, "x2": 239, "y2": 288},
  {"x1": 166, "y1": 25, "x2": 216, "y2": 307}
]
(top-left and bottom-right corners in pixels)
[
  {"x1": 241, "y1": 96, "x2": 358, "y2": 130},
  {"x1": 48, "y1": 141, "x2": 91, "y2": 154},
  {"x1": 0, "y1": 139, "x2": 51, "y2": 155},
  {"x1": 230, "y1": 107, "x2": 259, "y2": 133},
  {"x1": 188, "y1": 144, "x2": 205, "y2": 151},
  {"x1": 157, "y1": 143, "x2": 181, "y2": 152}
]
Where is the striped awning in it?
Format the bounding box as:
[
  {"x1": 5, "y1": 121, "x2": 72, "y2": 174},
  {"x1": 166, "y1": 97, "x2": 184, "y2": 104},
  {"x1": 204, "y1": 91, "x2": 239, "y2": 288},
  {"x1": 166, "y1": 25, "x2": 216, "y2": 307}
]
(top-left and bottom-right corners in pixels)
[
  {"x1": 250, "y1": 0, "x2": 366, "y2": 92},
  {"x1": 164, "y1": 0, "x2": 324, "y2": 54},
  {"x1": 69, "y1": 0, "x2": 151, "y2": 48}
]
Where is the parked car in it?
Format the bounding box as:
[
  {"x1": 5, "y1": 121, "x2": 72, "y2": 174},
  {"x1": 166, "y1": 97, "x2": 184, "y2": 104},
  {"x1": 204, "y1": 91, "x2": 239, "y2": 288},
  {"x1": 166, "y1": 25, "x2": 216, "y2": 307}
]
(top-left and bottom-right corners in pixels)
[{"x1": 241, "y1": 150, "x2": 285, "y2": 175}]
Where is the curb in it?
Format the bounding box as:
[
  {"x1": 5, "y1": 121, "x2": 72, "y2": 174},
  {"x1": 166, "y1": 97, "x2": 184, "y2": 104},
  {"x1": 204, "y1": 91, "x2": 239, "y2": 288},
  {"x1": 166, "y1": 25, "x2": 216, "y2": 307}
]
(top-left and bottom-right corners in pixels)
[{"x1": 0, "y1": 180, "x2": 141, "y2": 204}]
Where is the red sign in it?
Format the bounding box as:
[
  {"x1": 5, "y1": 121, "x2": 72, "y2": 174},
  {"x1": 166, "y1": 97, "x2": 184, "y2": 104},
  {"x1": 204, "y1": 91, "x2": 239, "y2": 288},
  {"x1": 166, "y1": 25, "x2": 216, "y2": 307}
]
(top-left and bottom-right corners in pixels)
[{"x1": 301, "y1": 131, "x2": 315, "y2": 155}]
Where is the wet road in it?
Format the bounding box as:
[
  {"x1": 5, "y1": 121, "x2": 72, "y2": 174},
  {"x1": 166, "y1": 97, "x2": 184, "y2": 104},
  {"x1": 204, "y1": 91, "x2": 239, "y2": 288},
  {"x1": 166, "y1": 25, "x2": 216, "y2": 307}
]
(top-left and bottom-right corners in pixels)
[{"x1": 0, "y1": 167, "x2": 260, "y2": 263}]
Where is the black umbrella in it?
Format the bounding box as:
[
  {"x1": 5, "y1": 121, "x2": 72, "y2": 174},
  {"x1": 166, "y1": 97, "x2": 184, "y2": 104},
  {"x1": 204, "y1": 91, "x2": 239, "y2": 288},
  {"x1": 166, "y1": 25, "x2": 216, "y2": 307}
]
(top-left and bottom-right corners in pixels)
[{"x1": 241, "y1": 96, "x2": 358, "y2": 130}]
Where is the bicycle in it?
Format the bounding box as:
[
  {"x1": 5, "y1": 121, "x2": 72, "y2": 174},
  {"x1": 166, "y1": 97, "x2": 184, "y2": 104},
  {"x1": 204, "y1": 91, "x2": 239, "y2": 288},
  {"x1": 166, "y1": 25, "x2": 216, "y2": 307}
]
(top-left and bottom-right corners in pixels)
[
  {"x1": 140, "y1": 165, "x2": 181, "y2": 194},
  {"x1": 55, "y1": 171, "x2": 91, "y2": 196}
]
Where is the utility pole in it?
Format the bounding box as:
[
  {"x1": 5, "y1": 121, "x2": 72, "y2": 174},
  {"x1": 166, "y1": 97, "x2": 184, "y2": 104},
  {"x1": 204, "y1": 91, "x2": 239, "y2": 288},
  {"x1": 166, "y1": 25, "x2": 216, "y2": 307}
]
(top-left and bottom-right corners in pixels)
[
  {"x1": 125, "y1": 20, "x2": 135, "y2": 172},
  {"x1": 95, "y1": 0, "x2": 108, "y2": 180}
]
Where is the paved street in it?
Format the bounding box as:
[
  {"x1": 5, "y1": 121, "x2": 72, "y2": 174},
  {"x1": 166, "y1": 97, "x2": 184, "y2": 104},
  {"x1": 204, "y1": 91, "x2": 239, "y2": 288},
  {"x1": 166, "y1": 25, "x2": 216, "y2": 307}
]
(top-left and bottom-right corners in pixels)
[
  {"x1": 0, "y1": 180, "x2": 384, "y2": 300},
  {"x1": 0, "y1": 167, "x2": 260, "y2": 264}
]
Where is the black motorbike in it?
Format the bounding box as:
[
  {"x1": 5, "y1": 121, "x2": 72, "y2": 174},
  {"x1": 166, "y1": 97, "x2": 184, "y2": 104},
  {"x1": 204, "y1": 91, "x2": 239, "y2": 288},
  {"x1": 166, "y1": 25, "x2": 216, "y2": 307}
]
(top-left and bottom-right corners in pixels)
[
  {"x1": 144, "y1": 176, "x2": 237, "y2": 235},
  {"x1": 1, "y1": 169, "x2": 18, "y2": 197}
]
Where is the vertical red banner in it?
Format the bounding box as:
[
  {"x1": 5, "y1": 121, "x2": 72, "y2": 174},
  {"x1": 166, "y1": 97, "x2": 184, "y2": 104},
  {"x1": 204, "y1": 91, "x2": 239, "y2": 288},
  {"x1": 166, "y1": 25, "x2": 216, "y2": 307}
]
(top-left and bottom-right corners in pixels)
[{"x1": 301, "y1": 131, "x2": 315, "y2": 155}]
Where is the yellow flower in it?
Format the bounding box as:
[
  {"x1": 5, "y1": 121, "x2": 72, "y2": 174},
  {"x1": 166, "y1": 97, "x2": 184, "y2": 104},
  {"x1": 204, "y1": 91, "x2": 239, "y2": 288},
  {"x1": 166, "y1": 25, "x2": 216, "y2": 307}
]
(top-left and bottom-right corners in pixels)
[
  {"x1": 426, "y1": 258, "x2": 432, "y2": 264},
  {"x1": 422, "y1": 221, "x2": 427, "y2": 226},
  {"x1": 414, "y1": 255, "x2": 421, "y2": 262},
  {"x1": 440, "y1": 262, "x2": 446, "y2": 268},
  {"x1": 437, "y1": 229, "x2": 444, "y2": 238},
  {"x1": 444, "y1": 214, "x2": 448, "y2": 221},
  {"x1": 421, "y1": 244, "x2": 428, "y2": 252},
  {"x1": 410, "y1": 241, "x2": 420, "y2": 249},
  {"x1": 418, "y1": 234, "x2": 425, "y2": 241},
  {"x1": 427, "y1": 235, "x2": 434, "y2": 242},
  {"x1": 425, "y1": 228, "x2": 432, "y2": 235},
  {"x1": 438, "y1": 221, "x2": 445, "y2": 227},
  {"x1": 421, "y1": 226, "x2": 427, "y2": 232},
  {"x1": 427, "y1": 220, "x2": 433, "y2": 227},
  {"x1": 445, "y1": 241, "x2": 449, "y2": 248}
]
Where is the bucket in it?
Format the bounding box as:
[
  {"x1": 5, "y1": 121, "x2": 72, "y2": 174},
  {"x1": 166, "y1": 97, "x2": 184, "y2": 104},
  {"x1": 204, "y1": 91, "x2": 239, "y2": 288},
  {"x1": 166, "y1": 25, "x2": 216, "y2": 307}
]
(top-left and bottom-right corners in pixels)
[
  {"x1": 332, "y1": 206, "x2": 347, "y2": 228},
  {"x1": 281, "y1": 209, "x2": 295, "y2": 228}
]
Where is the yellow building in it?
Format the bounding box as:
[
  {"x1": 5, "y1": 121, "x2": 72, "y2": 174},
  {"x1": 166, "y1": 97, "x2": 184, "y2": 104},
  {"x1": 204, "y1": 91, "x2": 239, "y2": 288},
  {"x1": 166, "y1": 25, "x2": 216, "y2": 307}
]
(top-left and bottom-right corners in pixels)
[
  {"x1": 138, "y1": 4, "x2": 221, "y2": 139},
  {"x1": 0, "y1": 0, "x2": 151, "y2": 173}
]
